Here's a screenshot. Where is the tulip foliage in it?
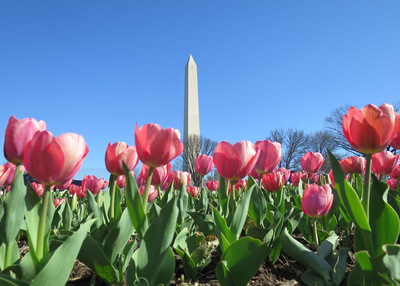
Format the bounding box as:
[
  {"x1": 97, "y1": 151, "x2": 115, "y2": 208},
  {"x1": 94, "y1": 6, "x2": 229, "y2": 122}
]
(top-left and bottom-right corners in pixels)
[{"x1": 0, "y1": 105, "x2": 400, "y2": 286}]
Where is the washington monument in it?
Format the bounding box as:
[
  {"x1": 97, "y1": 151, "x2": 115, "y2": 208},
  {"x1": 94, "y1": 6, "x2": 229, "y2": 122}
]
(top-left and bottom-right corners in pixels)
[{"x1": 184, "y1": 54, "x2": 200, "y2": 150}]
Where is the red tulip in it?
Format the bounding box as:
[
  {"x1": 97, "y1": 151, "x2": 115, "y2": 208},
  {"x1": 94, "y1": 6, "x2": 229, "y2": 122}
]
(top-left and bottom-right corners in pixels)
[
  {"x1": 302, "y1": 184, "x2": 333, "y2": 218},
  {"x1": 31, "y1": 181, "x2": 45, "y2": 197},
  {"x1": 229, "y1": 179, "x2": 246, "y2": 194},
  {"x1": 387, "y1": 178, "x2": 399, "y2": 190},
  {"x1": 140, "y1": 163, "x2": 171, "y2": 186},
  {"x1": 206, "y1": 180, "x2": 219, "y2": 191},
  {"x1": 53, "y1": 198, "x2": 66, "y2": 208},
  {"x1": 173, "y1": 171, "x2": 192, "y2": 189},
  {"x1": 301, "y1": 152, "x2": 325, "y2": 174},
  {"x1": 213, "y1": 141, "x2": 259, "y2": 181},
  {"x1": 262, "y1": 172, "x2": 284, "y2": 193},
  {"x1": 390, "y1": 165, "x2": 400, "y2": 180},
  {"x1": 291, "y1": 171, "x2": 308, "y2": 187},
  {"x1": 135, "y1": 123, "x2": 183, "y2": 168},
  {"x1": 139, "y1": 184, "x2": 158, "y2": 202},
  {"x1": 340, "y1": 156, "x2": 366, "y2": 175},
  {"x1": 390, "y1": 112, "x2": 400, "y2": 149},
  {"x1": 254, "y1": 140, "x2": 282, "y2": 174},
  {"x1": 4, "y1": 116, "x2": 46, "y2": 165},
  {"x1": 195, "y1": 154, "x2": 214, "y2": 176},
  {"x1": 187, "y1": 185, "x2": 199, "y2": 198},
  {"x1": 343, "y1": 104, "x2": 399, "y2": 154},
  {"x1": 55, "y1": 178, "x2": 73, "y2": 191},
  {"x1": 105, "y1": 142, "x2": 138, "y2": 176},
  {"x1": 0, "y1": 164, "x2": 11, "y2": 187},
  {"x1": 69, "y1": 184, "x2": 86, "y2": 198},
  {"x1": 2, "y1": 162, "x2": 25, "y2": 187},
  {"x1": 24, "y1": 131, "x2": 89, "y2": 186},
  {"x1": 372, "y1": 150, "x2": 400, "y2": 176},
  {"x1": 82, "y1": 175, "x2": 104, "y2": 195}
]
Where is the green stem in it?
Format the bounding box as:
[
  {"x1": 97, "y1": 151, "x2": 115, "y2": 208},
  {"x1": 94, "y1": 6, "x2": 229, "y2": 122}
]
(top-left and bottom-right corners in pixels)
[
  {"x1": 201, "y1": 176, "x2": 204, "y2": 189},
  {"x1": 157, "y1": 186, "x2": 162, "y2": 201},
  {"x1": 313, "y1": 219, "x2": 319, "y2": 250},
  {"x1": 230, "y1": 180, "x2": 236, "y2": 212},
  {"x1": 362, "y1": 154, "x2": 372, "y2": 219},
  {"x1": 142, "y1": 167, "x2": 154, "y2": 213},
  {"x1": 37, "y1": 185, "x2": 51, "y2": 263},
  {"x1": 109, "y1": 174, "x2": 117, "y2": 222},
  {"x1": 4, "y1": 241, "x2": 13, "y2": 268},
  {"x1": 96, "y1": 189, "x2": 103, "y2": 207}
]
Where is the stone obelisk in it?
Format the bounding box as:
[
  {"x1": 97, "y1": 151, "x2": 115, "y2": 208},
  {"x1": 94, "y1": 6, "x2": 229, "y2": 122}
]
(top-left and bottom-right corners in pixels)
[{"x1": 183, "y1": 55, "x2": 200, "y2": 167}]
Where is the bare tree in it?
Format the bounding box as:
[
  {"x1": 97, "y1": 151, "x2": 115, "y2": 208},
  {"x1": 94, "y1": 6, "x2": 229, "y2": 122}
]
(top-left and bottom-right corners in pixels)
[
  {"x1": 173, "y1": 135, "x2": 218, "y2": 187},
  {"x1": 305, "y1": 131, "x2": 342, "y2": 173},
  {"x1": 267, "y1": 129, "x2": 308, "y2": 171}
]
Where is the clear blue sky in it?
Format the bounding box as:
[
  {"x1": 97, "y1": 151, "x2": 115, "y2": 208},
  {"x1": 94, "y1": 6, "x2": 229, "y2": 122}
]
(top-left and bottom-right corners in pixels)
[{"x1": 1, "y1": 1, "x2": 399, "y2": 180}]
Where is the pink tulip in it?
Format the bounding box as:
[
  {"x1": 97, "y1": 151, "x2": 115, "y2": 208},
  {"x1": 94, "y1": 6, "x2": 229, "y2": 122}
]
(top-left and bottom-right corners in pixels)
[
  {"x1": 82, "y1": 175, "x2": 104, "y2": 195},
  {"x1": 328, "y1": 170, "x2": 336, "y2": 187},
  {"x1": 301, "y1": 152, "x2": 325, "y2": 174},
  {"x1": 390, "y1": 165, "x2": 400, "y2": 180},
  {"x1": 55, "y1": 178, "x2": 73, "y2": 191},
  {"x1": 206, "y1": 180, "x2": 219, "y2": 191},
  {"x1": 195, "y1": 155, "x2": 214, "y2": 176},
  {"x1": 116, "y1": 175, "x2": 126, "y2": 189},
  {"x1": 213, "y1": 141, "x2": 259, "y2": 181},
  {"x1": 102, "y1": 180, "x2": 109, "y2": 189},
  {"x1": 3, "y1": 162, "x2": 25, "y2": 187},
  {"x1": 262, "y1": 172, "x2": 284, "y2": 193},
  {"x1": 31, "y1": 181, "x2": 45, "y2": 197},
  {"x1": 372, "y1": 150, "x2": 400, "y2": 176},
  {"x1": 53, "y1": 198, "x2": 66, "y2": 208},
  {"x1": 140, "y1": 163, "x2": 171, "y2": 186},
  {"x1": 0, "y1": 164, "x2": 11, "y2": 187},
  {"x1": 248, "y1": 167, "x2": 260, "y2": 180},
  {"x1": 4, "y1": 116, "x2": 46, "y2": 165},
  {"x1": 173, "y1": 171, "x2": 192, "y2": 189},
  {"x1": 139, "y1": 184, "x2": 158, "y2": 202},
  {"x1": 302, "y1": 184, "x2": 333, "y2": 218},
  {"x1": 105, "y1": 142, "x2": 138, "y2": 176},
  {"x1": 387, "y1": 178, "x2": 399, "y2": 190},
  {"x1": 291, "y1": 171, "x2": 308, "y2": 187},
  {"x1": 135, "y1": 123, "x2": 183, "y2": 168},
  {"x1": 276, "y1": 167, "x2": 291, "y2": 183},
  {"x1": 343, "y1": 104, "x2": 399, "y2": 154},
  {"x1": 390, "y1": 112, "x2": 400, "y2": 149},
  {"x1": 24, "y1": 131, "x2": 89, "y2": 186},
  {"x1": 340, "y1": 156, "x2": 366, "y2": 175},
  {"x1": 254, "y1": 140, "x2": 282, "y2": 174},
  {"x1": 69, "y1": 184, "x2": 86, "y2": 198},
  {"x1": 187, "y1": 185, "x2": 199, "y2": 198}
]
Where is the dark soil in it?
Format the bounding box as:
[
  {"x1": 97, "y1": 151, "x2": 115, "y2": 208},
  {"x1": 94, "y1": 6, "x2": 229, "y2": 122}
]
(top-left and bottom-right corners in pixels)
[{"x1": 16, "y1": 235, "x2": 355, "y2": 286}]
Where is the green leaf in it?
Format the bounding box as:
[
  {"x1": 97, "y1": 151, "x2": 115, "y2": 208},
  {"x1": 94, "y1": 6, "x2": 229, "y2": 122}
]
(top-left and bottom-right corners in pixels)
[
  {"x1": 177, "y1": 185, "x2": 189, "y2": 225},
  {"x1": 103, "y1": 208, "x2": 135, "y2": 263},
  {"x1": 328, "y1": 151, "x2": 371, "y2": 232},
  {"x1": 87, "y1": 191, "x2": 103, "y2": 229},
  {"x1": 218, "y1": 176, "x2": 229, "y2": 217},
  {"x1": 124, "y1": 163, "x2": 148, "y2": 239},
  {"x1": 230, "y1": 186, "x2": 254, "y2": 241},
  {"x1": 212, "y1": 207, "x2": 234, "y2": 244},
  {"x1": 0, "y1": 274, "x2": 29, "y2": 286},
  {"x1": 61, "y1": 200, "x2": 73, "y2": 231},
  {"x1": 382, "y1": 244, "x2": 400, "y2": 282},
  {"x1": 248, "y1": 185, "x2": 267, "y2": 226},
  {"x1": 187, "y1": 211, "x2": 215, "y2": 237},
  {"x1": 280, "y1": 228, "x2": 332, "y2": 283},
  {"x1": 31, "y1": 219, "x2": 95, "y2": 286},
  {"x1": 24, "y1": 184, "x2": 42, "y2": 264},
  {"x1": 0, "y1": 171, "x2": 25, "y2": 244},
  {"x1": 369, "y1": 176, "x2": 400, "y2": 256},
  {"x1": 134, "y1": 197, "x2": 178, "y2": 286},
  {"x1": 216, "y1": 237, "x2": 270, "y2": 286},
  {"x1": 78, "y1": 233, "x2": 119, "y2": 284}
]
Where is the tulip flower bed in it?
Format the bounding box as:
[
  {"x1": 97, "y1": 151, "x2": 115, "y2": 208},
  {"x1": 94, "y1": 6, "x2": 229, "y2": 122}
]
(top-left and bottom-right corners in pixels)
[{"x1": 1, "y1": 103, "x2": 400, "y2": 286}]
